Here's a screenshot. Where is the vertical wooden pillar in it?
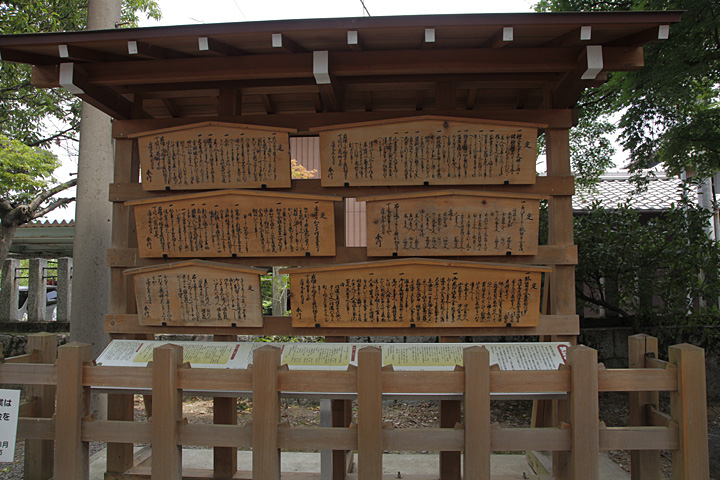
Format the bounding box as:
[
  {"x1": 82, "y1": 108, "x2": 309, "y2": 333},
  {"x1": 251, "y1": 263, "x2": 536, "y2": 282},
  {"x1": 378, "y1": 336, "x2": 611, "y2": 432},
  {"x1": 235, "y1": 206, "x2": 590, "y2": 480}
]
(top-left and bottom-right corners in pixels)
[
  {"x1": 252, "y1": 346, "x2": 281, "y2": 480},
  {"x1": 24, "y1": 333, "x2": 57, "y2": 480},
  {"x1": 107, "y1": 137, "x2": 142, "y2": 474},
  {"x1": 327, "y1": 335, "x2": 353, "y2": 480},
  {"x1": 568, "y1": 345, "x2": 599, "y2": 480},
  {"x1": 463, "y1": 346, "x2": 491, "y2": 479},
  {"x1": 439, "y1": 335, "x2": 461, "y2": 480},
  {"x1": 53, "y1": 342, "x2": 92, "y2": 480},
  {"x1": 357, "y1": 347, "x2": 383, "y2": 480},
  {"x1": 214, "y1": 334, "x2": 238, "y2": 478},
  {"x1": 151, "y1": 344, "x2": 183, "y2": 480},
  {"x1": 543, "y1": 127, "x2": 577, "y2": 477},
  {"x1": 669, "y1": 344, "x2": 710, "y2": 479},
  {"x1": 628, "y1": 334, "x2": 661, "y2": 480}
]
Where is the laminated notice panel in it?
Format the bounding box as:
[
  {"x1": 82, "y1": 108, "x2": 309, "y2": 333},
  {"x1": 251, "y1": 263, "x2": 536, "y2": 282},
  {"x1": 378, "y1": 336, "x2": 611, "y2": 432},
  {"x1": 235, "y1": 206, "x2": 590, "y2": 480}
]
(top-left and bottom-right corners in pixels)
[
  {"x1": 283, "y1": 259, "x2": 550, "y2": 328},
  {"x1": 359, "y1": 191, "x2": 544, "y2": 256},
  {"x1": 315, "y1": 116, "x2": 538, "y2": 187},
  {"x1": 127, "y1": 190, "x2": 340, "y2": 258},
  {"x1": 130, "y1": 122, "x2": 294, "y2": 190},
  {"x1": 124, "y1": 261, "x2": 267, "y2": 327}
]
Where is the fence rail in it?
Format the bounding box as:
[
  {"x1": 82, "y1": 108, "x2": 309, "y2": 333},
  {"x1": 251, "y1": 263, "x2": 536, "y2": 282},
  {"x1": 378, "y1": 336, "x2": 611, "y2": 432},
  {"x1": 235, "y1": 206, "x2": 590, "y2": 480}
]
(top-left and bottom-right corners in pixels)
[{"x1": 1, "y1": 333, "x2": 710, "y2": 480}]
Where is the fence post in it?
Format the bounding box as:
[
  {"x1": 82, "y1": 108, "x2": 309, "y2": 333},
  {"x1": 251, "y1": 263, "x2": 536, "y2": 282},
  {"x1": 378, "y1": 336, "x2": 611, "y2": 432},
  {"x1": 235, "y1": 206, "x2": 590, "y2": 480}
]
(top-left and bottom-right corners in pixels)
[
  {"x1": 357, "y1": 346, "x2": 382, "y2": 480},
  {"x1": 628, "y1": 334, "x2": 661, "y2": 480},
  {"x1": 24, "y1": 333, "x2": 57, "y2": 480},
  {"x1": 463, "y1": 346, "x2": 491, "y2": 479},
  {"x1": 28, "y1": 258, "x2": 48, "y2": 322},
  {"x1": 57, "y1": 258, "x2": 73, "y2": 323},
  {"x1": 53, "y1": 342, "x2": 92, "y2": 480},
  {"x1": 151, "y1": 344, "x2": 183, "y2": 480},
  {"x1": 213, "y1": 334, "x2": 237, "y2": 479},
  {"x1": 669, "y1": 343, "x2": 710, "y2": 479},
  {"x1": 0, "y1": 258, "x2": 20, "y2": 322},
  {"x1": 568, "y1": 345, "x2": 600, "y2": 480},
  {"x1": 252, "y1": 345, "x2": 281, "y2": 480}
]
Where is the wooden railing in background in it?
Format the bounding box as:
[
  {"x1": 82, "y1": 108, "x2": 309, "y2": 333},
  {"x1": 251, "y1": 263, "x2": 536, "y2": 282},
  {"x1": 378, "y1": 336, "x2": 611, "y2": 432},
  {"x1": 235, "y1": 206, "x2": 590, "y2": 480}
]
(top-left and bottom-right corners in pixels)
[{"x1": 1, "y1": 334, "x2": 710, "y2": 480}]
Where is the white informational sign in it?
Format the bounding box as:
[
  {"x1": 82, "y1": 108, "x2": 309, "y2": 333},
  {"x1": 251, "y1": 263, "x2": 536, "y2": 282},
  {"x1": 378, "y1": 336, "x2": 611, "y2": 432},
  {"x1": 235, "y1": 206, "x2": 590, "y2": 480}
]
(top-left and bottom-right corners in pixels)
[
  {"x1": 97, "y1": 340, "x2": 568, "y2": 372},
  {"x1": 0, "y1": 389, "x2": 20, "y2": 463}
]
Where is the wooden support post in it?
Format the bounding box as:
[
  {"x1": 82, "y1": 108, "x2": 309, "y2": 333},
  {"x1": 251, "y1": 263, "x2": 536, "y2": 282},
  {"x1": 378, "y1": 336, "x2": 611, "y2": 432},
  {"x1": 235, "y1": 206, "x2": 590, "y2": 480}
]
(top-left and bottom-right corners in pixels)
[
  {"x1": 440, "y1": 336, "x2": 461, "y2": 480},
  {"x1": 24, "y1": 333, "x2": 57, "y2": 480},
  {"x1": 214, "y1": 334, "x2": 237, "y2": 479},
  {"x1": 107, "y1": 137, "x2": 142, "y2": 474},
  {"x1": 357, "y1": 346, "x2": 382, "y2": 480},
  {"x1": 151, "y1": 344, "x2": 183, "y2": 480},
  {"x1": 463, "y1": 346, "x2": 491, "y2": 479},
  {"x1": 27, "y1": 258, "x2": 48, "y2": 322},
  {"x1": 669, "y1": 344, "x2": 710, "y2": 479},
  {"x1": 328, "y1": 335, "x2": 353, "y2": 480},
  {"x1": 53, "y1": 342, "x2": 92, "y2": 480},
  {"x1": 568, "y1": 345, "x2": 599, "y2": 480},
  {"x1": 106, "y1": 394, "x2": 135, "y2": 474},
  {"x1": 252, "y1": 346, "x2": 281, "y2": 480},
  {"x1": 628, "y1": 334, "x2": 661, "y2": 480}
]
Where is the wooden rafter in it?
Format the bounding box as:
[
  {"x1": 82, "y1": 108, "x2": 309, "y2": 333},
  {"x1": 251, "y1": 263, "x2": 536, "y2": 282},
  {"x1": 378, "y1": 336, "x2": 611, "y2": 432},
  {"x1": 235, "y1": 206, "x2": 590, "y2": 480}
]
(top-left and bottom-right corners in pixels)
[
  {"x1": 58, "y1": 44, "x2": 127, "y2": 63},
  {"x1": 198, "y1": 37, "x2": 247, "y2": 56},
  {"x1": 127, "y1": 40, "x2": 192, "y2": 60},
  {"x1": 58, "y1": 62, "x2": 138, "y2": 120}
]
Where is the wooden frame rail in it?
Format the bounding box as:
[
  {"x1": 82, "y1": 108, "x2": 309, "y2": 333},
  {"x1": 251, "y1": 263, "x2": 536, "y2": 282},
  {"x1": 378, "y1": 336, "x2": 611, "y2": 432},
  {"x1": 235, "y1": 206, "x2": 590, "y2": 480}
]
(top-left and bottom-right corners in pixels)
[{"x1": 2, "y1": 334, "x2": 709, "y2": 480}]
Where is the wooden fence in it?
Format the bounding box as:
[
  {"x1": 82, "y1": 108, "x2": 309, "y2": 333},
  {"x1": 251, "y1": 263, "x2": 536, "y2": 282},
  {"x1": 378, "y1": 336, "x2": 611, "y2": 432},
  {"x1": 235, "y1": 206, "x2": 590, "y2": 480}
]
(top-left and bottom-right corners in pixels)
[{"x1": 2, "y1": 333, "x2": 710, "y2": 480}]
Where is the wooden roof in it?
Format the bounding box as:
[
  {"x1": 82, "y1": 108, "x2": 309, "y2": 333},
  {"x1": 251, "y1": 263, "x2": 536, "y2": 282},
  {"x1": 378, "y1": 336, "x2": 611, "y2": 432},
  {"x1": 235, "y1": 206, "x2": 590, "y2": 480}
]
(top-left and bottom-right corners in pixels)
[{"x1": 0, "y1": 12, "x2": 682, "y2": 123}]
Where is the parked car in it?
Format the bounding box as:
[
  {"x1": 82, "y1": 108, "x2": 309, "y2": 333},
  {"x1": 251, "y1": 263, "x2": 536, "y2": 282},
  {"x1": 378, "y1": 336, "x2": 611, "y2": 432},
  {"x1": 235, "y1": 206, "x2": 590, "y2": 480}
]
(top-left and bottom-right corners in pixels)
[{"x1": 18, "y1": 285, "x2": 57, "y2": 321}]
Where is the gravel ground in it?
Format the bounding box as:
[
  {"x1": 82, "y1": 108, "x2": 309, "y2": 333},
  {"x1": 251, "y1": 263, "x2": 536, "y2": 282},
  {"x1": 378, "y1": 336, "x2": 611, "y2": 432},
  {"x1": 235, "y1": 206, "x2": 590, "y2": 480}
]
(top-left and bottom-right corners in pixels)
[{"x1": 3, "y1": 393, "x2": 717, "y2": 479}]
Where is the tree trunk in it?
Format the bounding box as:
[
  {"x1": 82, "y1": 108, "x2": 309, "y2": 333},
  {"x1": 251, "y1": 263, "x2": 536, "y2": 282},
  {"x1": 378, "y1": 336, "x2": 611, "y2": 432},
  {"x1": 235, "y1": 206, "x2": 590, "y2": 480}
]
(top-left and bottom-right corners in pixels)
[{"x1": 0, "y1": 220, "x2": 18, "y2": 269}]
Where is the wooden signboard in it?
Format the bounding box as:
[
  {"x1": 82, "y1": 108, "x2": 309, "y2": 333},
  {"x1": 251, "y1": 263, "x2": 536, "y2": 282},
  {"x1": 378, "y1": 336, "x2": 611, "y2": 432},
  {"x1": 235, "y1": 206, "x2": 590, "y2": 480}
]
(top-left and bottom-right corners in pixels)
[
  {"x1": 314, "y1": 116, "x2": 538, "y2": 187},
  {"x1": 124, "y1": 260, "x2": 267, "y2": 327},
  {"x1": 283, "y1": 259, "x2": 550, "y2": 328},
  {"x1": 127, "y1": 190, "x2": 341, "y2": 258},
  {"x1": 359, "y1": 191, "x2": 545, "y2": 257},
  {"x1": 130, "y1": 121, "x2": 295, "y2": 190}
]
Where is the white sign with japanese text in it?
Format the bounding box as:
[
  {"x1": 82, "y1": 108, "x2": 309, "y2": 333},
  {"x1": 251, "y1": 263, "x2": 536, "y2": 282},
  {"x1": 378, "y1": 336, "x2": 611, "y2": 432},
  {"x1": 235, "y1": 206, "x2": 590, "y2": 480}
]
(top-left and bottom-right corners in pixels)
[{"x1": 0, "y1": 389, "x2": 20, "y2": 462}]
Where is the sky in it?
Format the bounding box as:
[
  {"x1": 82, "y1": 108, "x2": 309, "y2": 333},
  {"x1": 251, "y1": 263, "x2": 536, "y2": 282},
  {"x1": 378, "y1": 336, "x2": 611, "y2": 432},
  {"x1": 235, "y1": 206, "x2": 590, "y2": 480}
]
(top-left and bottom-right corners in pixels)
[{"x1": 138, "y1": 0, "x2": 537, "y2": 26}]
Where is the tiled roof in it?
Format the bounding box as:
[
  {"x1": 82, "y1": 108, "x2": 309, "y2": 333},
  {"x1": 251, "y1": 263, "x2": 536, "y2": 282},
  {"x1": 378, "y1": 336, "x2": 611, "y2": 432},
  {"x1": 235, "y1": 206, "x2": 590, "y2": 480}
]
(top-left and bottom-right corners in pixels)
[{"x1": 573, "y1": 172, "x2": 684, "y2": 211}]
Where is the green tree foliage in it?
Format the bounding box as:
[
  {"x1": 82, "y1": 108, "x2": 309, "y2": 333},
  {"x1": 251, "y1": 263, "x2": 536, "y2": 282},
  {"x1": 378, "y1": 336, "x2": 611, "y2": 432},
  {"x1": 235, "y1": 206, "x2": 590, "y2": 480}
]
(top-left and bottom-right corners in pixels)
[
  {"x1": 535, "y1": 0, "x2": 720, "y2": 178},
  {"x1": 574, "y1": 187, "x2": 720, "y2": 338},
  {"x1": 0, "y1": 1, "x2": 161, "y2": 147},
  {"x1": 0, "y1": 135, "x2": 76, "y2": 265}
]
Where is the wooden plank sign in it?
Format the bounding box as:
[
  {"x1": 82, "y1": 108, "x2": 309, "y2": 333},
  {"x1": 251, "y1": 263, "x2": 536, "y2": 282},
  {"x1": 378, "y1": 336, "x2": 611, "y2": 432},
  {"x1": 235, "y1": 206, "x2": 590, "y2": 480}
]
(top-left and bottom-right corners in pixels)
[
  {"x1": 359, "y1": 191, "x2": 545, "y2": 257},
  {"x1": 313, "y1": 116, "x2": 538, "y2": 187},
  {"x1": 130, "y1": 121, "x2": 295, "y2": 190},
  {"x1": 127, "y1": 190, "x2": 340, "y2": 258},
  {"x1": 124, "y1": 260, "x2": 267, "y2": 327},
  {"x1": 283, "y1": 259, "x2": 550, "y2": 328}
]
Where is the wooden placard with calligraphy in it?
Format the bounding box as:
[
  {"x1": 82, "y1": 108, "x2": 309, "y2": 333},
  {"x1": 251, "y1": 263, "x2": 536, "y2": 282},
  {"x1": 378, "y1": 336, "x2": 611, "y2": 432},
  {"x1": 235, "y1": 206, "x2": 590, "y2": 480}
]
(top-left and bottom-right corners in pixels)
[
  {"x1": 124, "y1": 261, "x2": 267, "y2": 327},
  {"x1": 283, "y1": 259, "x2": 550, "y2": 328},
  {"x1": 130, "y1": 122, "x2": 295, "y2": 190},
  {"x1": 313, "y1": 116, "x2": 539, "y2": 187},
  {"x1": 127, "y1": 190, "x2": 341, "y2": 258},
  {"x1": 358, "y1": 191, "x2": 545, "y2": 257}
]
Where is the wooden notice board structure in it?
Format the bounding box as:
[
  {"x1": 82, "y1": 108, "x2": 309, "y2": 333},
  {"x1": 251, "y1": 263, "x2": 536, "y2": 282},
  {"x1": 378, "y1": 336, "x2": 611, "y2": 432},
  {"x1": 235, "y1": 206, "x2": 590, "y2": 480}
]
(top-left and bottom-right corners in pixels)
[{"x1": 1, "y1": 10, "x2": 708, "y2": 480}]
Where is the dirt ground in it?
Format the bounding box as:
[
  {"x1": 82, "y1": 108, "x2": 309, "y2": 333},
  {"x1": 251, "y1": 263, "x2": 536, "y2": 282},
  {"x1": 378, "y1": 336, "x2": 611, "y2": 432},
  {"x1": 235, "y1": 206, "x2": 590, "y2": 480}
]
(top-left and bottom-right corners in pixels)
[{"x1": 3, "y1": 393, "x2": 718, "y2": 479}]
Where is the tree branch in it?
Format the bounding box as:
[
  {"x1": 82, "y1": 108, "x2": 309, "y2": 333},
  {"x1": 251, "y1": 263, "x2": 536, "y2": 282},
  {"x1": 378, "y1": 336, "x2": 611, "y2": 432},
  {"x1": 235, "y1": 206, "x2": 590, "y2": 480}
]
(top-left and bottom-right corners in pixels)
[
  {"x1": 575, "y1": 286, "x2": 634, "y2": 319},
  {"x1": 0, "y1": 198, "x2": 14, "y2": 217},
  {"x1": 27, "y1": 127, "x2": 77, "y2": 147},
  {"x1": 31, "y1": 197, "x2": 75, "y2": 219},
  {"x1": 28, "y1": 177, "x2": 77, "y2": 212}
]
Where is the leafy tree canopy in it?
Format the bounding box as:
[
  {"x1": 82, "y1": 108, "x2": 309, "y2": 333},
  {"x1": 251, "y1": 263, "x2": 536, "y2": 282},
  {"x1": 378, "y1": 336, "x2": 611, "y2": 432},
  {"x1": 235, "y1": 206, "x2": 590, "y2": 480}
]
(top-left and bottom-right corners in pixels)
[
  {"x1": 535, "y1": 0, "x2": 720, "y2": 180},
  {"x1": 0, "y1": 0, "x2": 161, "y2": 147}
]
